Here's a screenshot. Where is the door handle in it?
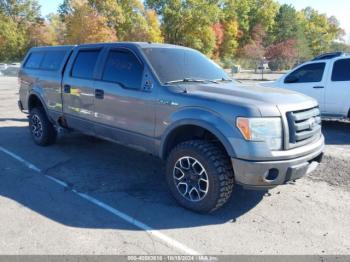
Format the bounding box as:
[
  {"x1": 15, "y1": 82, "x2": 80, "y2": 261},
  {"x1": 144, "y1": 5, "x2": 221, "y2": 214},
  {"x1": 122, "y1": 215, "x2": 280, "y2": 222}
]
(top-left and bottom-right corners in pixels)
[
  {"x1": 313, "y1": 86, "x2": 324, "y2": 89},
  {"x1": 63, "y1": 84, "x2": 71, "y2": 93},
  {"x1": 95, "y1": 89, "x2": 104, "y2": 99}
]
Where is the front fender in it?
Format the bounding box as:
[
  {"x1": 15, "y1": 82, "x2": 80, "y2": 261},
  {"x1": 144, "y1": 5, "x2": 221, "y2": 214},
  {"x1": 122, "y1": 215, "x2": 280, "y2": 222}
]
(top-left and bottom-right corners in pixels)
[{"x1": 159, "y1": 108, "x2": 240, "y2": 158}]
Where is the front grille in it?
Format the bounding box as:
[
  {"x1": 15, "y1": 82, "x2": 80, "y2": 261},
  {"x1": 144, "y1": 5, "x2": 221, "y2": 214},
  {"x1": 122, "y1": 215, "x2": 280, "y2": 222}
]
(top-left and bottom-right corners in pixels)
[{"x1": 286, "y1": 107, "x2": 321, "y2": 148}]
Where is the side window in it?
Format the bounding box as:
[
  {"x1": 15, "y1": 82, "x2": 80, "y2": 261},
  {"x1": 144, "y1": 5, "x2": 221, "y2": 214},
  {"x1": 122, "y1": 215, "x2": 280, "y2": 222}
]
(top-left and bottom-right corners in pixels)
[
  {"x1": 102, "y1": 50, "x2": 143, "y2": 89},
  {"x1": 332, "y1": 59, "x2": 350, "y2": 81},
  {"x1": 71, "y1": 50, "x2": 100, "y2": 79},
  {"x1": 40, "y1": 51, "x2": 67, "y2": 71},
  {"x1": 24, "y1": 52, "x2": 45, "y2": 69},
  {"x1": 285, "y1": 63, "x2": 325, "y2": 83}
]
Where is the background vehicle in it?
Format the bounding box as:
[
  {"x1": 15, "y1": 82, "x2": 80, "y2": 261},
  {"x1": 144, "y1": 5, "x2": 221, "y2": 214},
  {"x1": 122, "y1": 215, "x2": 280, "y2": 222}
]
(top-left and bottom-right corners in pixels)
[
  {"x1": 266, "y1": 52, "x2": 350, "y2": 119},
  {"x1": 18, "y1": 43, "x2": 324, "y2": 213},
  {"x1": 2, "y1": 66, "x2": 20, "y2": 76},
  {"x1": 0, "y1": 63, "x2": 7, "y2": 71},
  {"x1": 257, "y1": 63, "x2": 269, "y2": 70},
  {"x1": 9, "y1": 62, "x2": 21, "y2": 67}
]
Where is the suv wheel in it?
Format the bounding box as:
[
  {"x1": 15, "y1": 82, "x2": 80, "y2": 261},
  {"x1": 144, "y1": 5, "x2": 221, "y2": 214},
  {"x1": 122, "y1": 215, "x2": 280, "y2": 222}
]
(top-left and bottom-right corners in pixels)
[
  {"x1": 166, "y1": 140, "x2": 234, "y2": 213},
  {"x1": 29, "y1": 107, "x2": 57, "y2": 146}
]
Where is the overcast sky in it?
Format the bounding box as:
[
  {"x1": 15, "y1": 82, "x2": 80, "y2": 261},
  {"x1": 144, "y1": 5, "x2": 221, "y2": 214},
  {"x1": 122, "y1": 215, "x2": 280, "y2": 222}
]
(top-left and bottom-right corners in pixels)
[{"x1": 38, "y1": 0, "x2": 350, "y2": 43}]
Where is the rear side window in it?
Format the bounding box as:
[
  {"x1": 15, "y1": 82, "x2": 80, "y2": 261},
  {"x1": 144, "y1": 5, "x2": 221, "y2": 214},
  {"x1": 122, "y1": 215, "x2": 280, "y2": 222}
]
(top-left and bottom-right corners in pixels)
[
  {"x1": 102, "y1": 50, "x2": 143, "y2": 89},
  {"x1": 24, "y1": 52, "x2": 45, "y2": 69},
  {"x1": 41, "y1": 51, "x2": 67, "y2": 71},
  {"x1": 332, "y1": 59, "x2": 350, "y2": 81},
  {"x1": 285, "y1": 63, "x2": 325, "y2": 83},
  {"x1": 71, "y1": 50, "x2": 100, "y2": 79}
]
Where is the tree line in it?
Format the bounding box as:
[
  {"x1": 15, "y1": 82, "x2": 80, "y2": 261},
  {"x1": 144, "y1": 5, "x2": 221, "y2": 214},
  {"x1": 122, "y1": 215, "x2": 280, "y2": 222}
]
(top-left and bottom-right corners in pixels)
[{"x1": 1, "y1": 0, "x2": 349, "y2": 69}]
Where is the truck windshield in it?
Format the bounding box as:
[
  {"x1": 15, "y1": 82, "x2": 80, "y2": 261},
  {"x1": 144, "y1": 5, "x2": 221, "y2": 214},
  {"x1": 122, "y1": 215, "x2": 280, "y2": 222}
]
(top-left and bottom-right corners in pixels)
[{"x1": 142, "y1": 47, "x2": 230, "y2": 84}]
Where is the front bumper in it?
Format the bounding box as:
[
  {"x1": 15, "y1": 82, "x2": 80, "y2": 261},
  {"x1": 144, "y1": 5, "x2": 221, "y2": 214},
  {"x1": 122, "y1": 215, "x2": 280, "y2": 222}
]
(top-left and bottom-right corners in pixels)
[{"x1": 231, "y1": 136, "x2": 324, "y2": 189}]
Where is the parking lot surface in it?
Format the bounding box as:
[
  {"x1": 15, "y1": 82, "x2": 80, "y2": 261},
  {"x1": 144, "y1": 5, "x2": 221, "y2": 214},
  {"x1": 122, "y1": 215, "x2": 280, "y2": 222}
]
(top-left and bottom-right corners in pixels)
[{"x1": 0, "y1": 76, "x2": 350, "y2": 255}]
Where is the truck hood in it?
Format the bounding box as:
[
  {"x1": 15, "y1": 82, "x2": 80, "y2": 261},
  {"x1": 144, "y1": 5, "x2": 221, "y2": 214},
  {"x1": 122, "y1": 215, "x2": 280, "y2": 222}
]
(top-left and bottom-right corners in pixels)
[{"x1": 169, "y1": 82, "x2": 318, "y2": 116}]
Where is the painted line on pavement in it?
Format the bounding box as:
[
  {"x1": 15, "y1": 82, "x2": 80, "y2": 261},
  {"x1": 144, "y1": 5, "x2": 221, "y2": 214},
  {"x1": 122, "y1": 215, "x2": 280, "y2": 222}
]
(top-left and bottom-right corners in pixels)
[{"x1": 0, "y1": 145, "x2": 201, "y2": 255}]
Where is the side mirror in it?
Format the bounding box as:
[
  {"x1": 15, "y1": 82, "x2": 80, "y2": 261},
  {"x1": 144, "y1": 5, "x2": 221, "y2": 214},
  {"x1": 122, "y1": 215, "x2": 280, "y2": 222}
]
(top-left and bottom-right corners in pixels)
[{"x1": 284, "y1": 75, "x2": 299, "y2": 84}]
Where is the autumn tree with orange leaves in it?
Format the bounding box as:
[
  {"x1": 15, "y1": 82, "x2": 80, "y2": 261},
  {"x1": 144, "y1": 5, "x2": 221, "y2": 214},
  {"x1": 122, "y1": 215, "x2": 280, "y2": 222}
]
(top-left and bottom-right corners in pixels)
[{"x1": 64, "y1": 1, "x2": 117, "y2": 44}]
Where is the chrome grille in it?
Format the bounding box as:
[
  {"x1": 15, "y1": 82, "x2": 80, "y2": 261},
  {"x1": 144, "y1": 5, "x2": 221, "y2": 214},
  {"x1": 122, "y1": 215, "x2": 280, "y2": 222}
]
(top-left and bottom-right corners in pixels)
[{"x1": 286, "y1": 107, "x2": 321, "y2": 147}]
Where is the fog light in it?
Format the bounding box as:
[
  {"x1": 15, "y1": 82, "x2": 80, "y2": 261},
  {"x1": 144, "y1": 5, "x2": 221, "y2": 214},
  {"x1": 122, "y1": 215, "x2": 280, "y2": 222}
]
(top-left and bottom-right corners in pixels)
[{"x1": 265, "y1": 168, "x2": 279, "y2": 181}]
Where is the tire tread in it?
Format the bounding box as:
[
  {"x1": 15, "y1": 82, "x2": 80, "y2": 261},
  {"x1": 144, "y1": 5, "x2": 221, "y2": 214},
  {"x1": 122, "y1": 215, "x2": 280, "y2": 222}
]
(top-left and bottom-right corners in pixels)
[{"x1": 168, "y1": 140, "x2": 234, "y2": 213}]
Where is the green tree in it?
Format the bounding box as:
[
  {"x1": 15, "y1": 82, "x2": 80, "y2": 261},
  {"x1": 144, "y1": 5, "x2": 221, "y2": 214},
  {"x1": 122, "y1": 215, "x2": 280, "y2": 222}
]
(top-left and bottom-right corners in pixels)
[
  {"x1": 0, "y1": 0, "x2": 43, "y2": 61},
  {"x1": 146, "y1": 0, "x2": 221, "y2": 55},
  {"x1": 0, "y1": 12, "x2": 26, "y2": 61},
  {"x1": 249, "y1": 0, "x2": 279, "y2": 40},
  {"x1": 301, "y1": 7, "x2": 344, "y2": 56},
  {"x1": 221, "y1": 0, "x2": 250, "y2": 47},
  {"x1": 219, "y1": 19, "x2": 239, "y2": 60},
  {"x1": 221, "y1": 0, "x2": 278, "y2": 48},
  {"x1": 0, "y1": 0, "x2": 41, "y2": 24},
  {"x1": 144, "y1": 9, "x2": 164, "y2": 43},
  {"x1": 117, "y1": 0, "x2": 156, "y2": 41},
  {"x1": 271, "y1": 4, "x2": 298, "y2": 43},
  {"x1": 87, "y1": 0, "x2": 124, "y2": 28},
  {"x1": 330, "y1": 42, "x2": 350, "y2": 52},
  {"x1": 294, "y1": 15, "x2": 313, "y2": 63}
]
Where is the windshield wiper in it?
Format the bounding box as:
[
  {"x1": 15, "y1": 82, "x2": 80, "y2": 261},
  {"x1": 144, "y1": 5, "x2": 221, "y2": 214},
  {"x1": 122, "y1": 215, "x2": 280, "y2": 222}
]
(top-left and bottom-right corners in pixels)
[
  {"x1": 164, "y1": 78, "x2": 219, "y2": 85},
  {"x1": 213, "y1": 77, "x2": 233, "y2": 82}
]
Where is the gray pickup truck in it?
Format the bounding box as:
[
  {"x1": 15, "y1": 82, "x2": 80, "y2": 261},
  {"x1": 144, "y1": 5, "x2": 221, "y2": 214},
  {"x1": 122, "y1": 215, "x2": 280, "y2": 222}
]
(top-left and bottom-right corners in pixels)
[{"x1": 18, "y1": 42, "x2": 324, "y2": 213}]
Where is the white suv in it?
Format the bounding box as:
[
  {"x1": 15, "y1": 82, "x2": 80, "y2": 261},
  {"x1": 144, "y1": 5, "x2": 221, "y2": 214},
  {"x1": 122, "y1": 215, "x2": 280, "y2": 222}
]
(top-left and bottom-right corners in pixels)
[{"x1": 266, "y1": 52, "x2": 350, "y2": 119}]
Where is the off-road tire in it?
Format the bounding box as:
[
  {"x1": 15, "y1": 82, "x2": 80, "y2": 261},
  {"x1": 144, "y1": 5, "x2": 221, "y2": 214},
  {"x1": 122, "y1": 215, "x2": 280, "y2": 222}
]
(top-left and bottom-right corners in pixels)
[
  {"x1": 29, "y1": 107, "x2": 57, "y2": 146},
  {"x1": 166, "y1": 140, "x2": 234, "y2": 213}
]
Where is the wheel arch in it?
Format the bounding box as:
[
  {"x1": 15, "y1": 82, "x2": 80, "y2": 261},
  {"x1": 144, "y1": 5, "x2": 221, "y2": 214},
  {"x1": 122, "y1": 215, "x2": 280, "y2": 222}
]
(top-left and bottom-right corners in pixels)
[
  {"x1": 27, "y1": 92, "x2": 56, "y2": 124},
  {"x1": 160, "y1": 119, "x2": 236, "y2": 160},
  {"x1": 28, "y1": 92, "x2": 46, "y2": 112}
]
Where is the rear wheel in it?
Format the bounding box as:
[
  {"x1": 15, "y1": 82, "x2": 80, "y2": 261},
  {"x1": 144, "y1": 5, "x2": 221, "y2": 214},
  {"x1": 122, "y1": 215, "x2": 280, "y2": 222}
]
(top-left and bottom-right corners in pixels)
[
  {"x1": 29, "y1": 107, "x2": 57, "y2": 146},
  {"x1": 166, "y1": 140, "x2": 234, "y2": 213}
]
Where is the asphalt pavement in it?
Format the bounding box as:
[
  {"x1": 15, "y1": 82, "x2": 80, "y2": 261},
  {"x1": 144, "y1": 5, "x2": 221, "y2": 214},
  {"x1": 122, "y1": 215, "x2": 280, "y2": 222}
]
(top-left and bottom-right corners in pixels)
[{"x1": 0, "y1": 76, "x2": 349, "y2": 255}]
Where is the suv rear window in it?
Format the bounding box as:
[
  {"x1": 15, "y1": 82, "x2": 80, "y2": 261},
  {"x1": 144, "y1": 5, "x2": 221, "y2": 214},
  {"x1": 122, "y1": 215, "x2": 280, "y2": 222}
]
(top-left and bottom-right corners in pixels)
[
  {"x1": 102, "y1": 50, "x2": 143, "y2": 89},
  {"x1": 41, "y1": 51, "x2": 67, "y2": 71},
  {"x1": 332, "y1": 59, "x2": 350, "y2": 81},
  {"x1": 71, "y1": 50, "x2": 100, "y2": 79},
  {"x1": 24, "y1": 52, "x2": 45, "y2": 69}
]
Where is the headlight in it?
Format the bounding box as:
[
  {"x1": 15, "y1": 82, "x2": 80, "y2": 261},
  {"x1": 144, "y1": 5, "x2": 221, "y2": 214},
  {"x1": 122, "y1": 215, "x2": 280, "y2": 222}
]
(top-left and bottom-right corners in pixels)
[{"x1": 236, "y1": 117, "x2": 282, "y2": 150}]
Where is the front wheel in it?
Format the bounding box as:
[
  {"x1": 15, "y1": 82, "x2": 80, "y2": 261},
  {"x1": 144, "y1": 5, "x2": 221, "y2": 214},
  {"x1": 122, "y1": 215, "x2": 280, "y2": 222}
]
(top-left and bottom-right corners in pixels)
[
  {"x1": 166, "y1": 140, "x2": 234, "y2": 213},
  {"x1": 29, "y1": 107, "x2": 57, "y2": 146}
]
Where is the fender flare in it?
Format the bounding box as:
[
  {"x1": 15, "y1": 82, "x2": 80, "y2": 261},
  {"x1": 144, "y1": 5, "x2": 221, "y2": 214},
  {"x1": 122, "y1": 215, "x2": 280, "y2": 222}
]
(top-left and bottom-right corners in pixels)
[
  {"x1": 27, "y1": 90, "x2": 53, "y2": 122},
  {"x1": 160, "y1": 109, "x2": 238, "y2": 159}
]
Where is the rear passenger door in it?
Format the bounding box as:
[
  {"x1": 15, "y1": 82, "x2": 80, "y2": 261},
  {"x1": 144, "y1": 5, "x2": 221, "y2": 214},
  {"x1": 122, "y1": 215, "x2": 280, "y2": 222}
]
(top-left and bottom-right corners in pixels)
[
  {"x1": 325, "y1": 58, "x2": 350, "y2": 117},
  {"x1": 93, "y1": 47, "x2": 156, "y2": 153},
  {"x1": 62, "y1": 48, "x2": 102, "y2": 134}
]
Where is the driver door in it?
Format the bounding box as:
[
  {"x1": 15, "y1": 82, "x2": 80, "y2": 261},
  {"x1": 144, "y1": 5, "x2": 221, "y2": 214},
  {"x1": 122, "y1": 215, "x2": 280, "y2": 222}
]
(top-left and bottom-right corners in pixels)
[
  {"x1": 282, "y1": 62, "x2": 327, "y2": 113},
  {"x1": 93, "y1": 47, "x2": 156, "y2": 154}
]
